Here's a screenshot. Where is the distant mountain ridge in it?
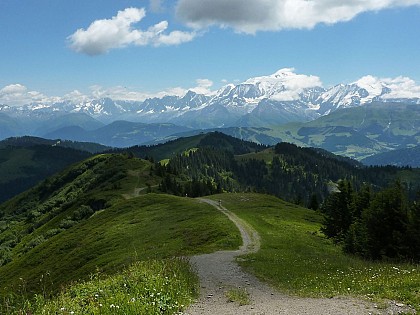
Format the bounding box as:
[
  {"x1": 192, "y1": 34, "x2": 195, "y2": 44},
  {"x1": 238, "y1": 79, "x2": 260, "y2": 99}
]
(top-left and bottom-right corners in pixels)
[
  {"x1": 1, "y1": 69, "x2": 419, "y2": 159},
  {"x1": 146, "y1": 102, "x2": 420, "y2": 162},
  {"x1": 1, "y1": 69, "x2": 419, "y2": 130},
  {"x1": 361, "y1": 145, "x2": 420, "y2": 167}
]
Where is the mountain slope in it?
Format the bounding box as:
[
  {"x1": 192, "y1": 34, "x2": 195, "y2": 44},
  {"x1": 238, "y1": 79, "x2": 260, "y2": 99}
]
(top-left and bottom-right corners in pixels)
[
  {"x1": 0, "y1": 139, "x2": 92, "y2": 203},
  {"x1": 0, "y1": 154, "x2": 241, "y2": 297},
  {"x1": 119, "y1": 132, "x2": 420, "y2": 204},
  {"x1": 196, "y1": 102, "x2": 420, "y2": 161},
  {"x1": 285, "y1": 102, "x2": 420, "y2": 159},
  {"x1": 36, "y1": 112, "x2": 104, "y2": 135},
  {"x1": 361, "y1": 145, "x2": 420, "y2": 167},
  {"x1": 0, "y1": 112, "x2": 22, "y2": 139},
  {"x1": 45, "y1": 121, "x2": 192, "y2": 147}
]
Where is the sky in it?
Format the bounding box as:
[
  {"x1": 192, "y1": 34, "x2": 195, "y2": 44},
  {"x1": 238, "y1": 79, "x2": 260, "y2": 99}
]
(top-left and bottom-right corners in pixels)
[{"x1": 1, "y1": 0, "x2": 420, "y2": 106}]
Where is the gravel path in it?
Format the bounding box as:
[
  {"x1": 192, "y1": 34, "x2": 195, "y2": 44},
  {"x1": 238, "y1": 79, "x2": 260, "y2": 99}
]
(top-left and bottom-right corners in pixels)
[{"x1": 184, "y1": 198, "x2": 414, "y2": 315}]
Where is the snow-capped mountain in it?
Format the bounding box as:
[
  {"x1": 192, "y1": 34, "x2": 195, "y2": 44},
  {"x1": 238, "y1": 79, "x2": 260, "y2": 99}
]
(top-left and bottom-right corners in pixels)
[
  {"x1": 1, "y1": 69, "x2": 420, "y2": 130},
  {"x1": 316, "y1": 75, "x2": 420, "y2": 115},
  {"x1": 204, "y1": 68, "x2": 324, "y2": 117}
]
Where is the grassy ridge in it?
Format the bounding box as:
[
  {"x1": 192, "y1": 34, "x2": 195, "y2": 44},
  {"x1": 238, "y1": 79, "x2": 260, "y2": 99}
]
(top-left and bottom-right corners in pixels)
[
  {"x1": 0, "y1": 194, "x2": 241, "y2": 297},
  {"x1": 212, "y1": 193, "x2": 420, "y2": 310},
  {"x1": 1, "y1": 152, "x2": 242, "y2": 314}
]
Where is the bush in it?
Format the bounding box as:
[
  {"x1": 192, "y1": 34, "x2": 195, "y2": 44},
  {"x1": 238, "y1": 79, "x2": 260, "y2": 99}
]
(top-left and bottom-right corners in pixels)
[
  {"x1": 59, "y1": 219, "x2": 76, "y2": 229},
  {"x1": 45, "y1": 228, "x2": 63, "y2": 238},
  {"x1": 71, "y1": 205, "x2": 94, "y2": 221}
]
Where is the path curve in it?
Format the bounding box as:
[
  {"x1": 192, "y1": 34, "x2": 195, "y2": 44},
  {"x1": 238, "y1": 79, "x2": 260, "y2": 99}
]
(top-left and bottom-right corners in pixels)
[{"x1": 184, "y1": 198, "x2": 414, "y2": 315}]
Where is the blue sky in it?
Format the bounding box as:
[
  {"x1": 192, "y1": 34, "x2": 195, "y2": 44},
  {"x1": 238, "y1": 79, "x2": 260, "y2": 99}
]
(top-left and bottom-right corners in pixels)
[{"x1": 1, "y1": 0, "x2": 420, "y2": 105}]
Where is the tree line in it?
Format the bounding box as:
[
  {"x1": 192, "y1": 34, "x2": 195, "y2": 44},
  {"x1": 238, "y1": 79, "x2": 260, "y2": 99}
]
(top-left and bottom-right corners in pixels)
[
  {"x1": 321, "y1": 180, "x2": 420, "y2": 261},
  {"x1": 152, "y1": 141, "x2": 419, "y2": 207}
]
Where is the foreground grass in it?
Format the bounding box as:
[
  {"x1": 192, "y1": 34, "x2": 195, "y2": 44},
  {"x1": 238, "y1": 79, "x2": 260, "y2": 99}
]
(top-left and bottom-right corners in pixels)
[
  {"x1": 212, "y1": 193, "x2": 420, "y2": 311},
  {"x1": 3, "y1": 258, "x2": 197, "y2": 315}
]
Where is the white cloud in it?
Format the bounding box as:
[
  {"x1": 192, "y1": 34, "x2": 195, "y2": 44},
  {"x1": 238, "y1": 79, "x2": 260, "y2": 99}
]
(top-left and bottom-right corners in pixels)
[
  {"x1": 68, "y1": 7, "x2": 196, "y2": 55},
  {"x1": 88, "y1": 85, "x2": 157, "y2": 101},
  {"x1": 63, "y1": 90, "x2": 90, "y2": 103},
  {"x1": 245, "y1": 68, "x2": 323, "y2": 101},
  {"x1": 176, "y1": 0, "x2": 420, "y2": 33},
  {"x1": 61, "y1": 80, "x2": 213, "y2": 103},
  {"x1": 270, "y1": 72, "x2": 323, "y2": 101},
  {"x1": 381, "y1": 76, "x2": 420, "y2": 99},
  {"x1": 0, "y1": 84, "x2": 56, "y2": 106},
  {"x1": 1, "y1": 84, "x2": 27, "y2": 95},
  {"x1": 190, "y1": 79, "x2": 215, "y2": 95}
]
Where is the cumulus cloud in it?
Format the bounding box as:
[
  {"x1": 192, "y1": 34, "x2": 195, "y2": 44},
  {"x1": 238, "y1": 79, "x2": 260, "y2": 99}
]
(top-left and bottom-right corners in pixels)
[
  {"x1": 270, "y1": 76, "x2": 322, "y2": 101},
  {"x1": 380, "y1": 76, "x2": 420, "y2": 99},
  {"x1": 87, "y1": 85, "x2": 158, "y2": 101},
  {"x1": 176, "y1": 0, "x2": 420, "y2": 33},
  {"x1": 68, "y1": 7, "x2": 196, "y2": 55},
  {"x1": 62, "y1": 79, "x2": 216, "y2": 103},
  {"x1": 0, "y1": 84, "x2": 56, "y2": 106},
  {"x1": 245, "y1": 68, "x2": 323, "y2": 101},
  {"x1": 190, "y1": 79, "x2": 215, "y2": 95}
]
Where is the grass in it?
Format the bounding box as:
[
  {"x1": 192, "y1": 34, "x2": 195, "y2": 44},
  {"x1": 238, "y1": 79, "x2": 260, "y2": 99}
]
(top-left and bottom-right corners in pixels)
[
  {"x1": 0, "y1": 153, "x2": 243, "y2": 314},
  {"x1": 225, "y1": 287, "x2": 250, "y2": 306},
  {"x1": 2, "y1": 258, "x2": 197, "y2": 315},
  {"x1": 0, "y1": 194, "x2": 241, "y2": 297},
  {"x1": 235, "y1": 148, "x2": 276, "y2": 164},
  {"x1": 209, "y1": 193, "x2": 420, "y2": 311}
]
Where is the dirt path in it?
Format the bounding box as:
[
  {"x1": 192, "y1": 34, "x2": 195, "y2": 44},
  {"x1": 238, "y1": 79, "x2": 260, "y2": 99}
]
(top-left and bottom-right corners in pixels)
[{"x1": 184, "y1": 198, "x2": 414, "y2": 315}]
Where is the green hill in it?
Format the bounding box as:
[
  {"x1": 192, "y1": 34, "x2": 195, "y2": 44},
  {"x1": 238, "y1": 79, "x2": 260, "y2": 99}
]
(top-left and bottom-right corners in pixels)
[
  {"x1": 0, "y1": 142, "x2": 92, "y2": 203},
  {"x1": 0, "y1": 154, "x2": 241, "y2": 298},
  {"x1": 138, "y1": 133, "x2": 420, "y2": 205},
  {"x1": 0, "y1": 136, "x2": 110, "y2": 153},
  {"x1": 119, "y1": 131, "x2": 267, "y2": 161}
]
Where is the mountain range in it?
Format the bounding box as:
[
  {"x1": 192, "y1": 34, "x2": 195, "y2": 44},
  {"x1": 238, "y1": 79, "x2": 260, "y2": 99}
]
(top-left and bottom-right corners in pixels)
[
  {"x1": 1, "y1": 69, "x2": 419, "y2": 162},
  {"x1": 1, "y1": 69, "x2": 419, "y2": 130}
]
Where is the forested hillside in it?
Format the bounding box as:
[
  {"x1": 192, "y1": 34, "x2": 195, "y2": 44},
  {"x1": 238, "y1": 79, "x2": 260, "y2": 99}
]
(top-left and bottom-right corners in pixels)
[
  {"x1": 322, "y1": 180, "x2": 420, "y2": 261},
  {"x1": 143, "y1": 133, "x2": 420, "y2": 206}
]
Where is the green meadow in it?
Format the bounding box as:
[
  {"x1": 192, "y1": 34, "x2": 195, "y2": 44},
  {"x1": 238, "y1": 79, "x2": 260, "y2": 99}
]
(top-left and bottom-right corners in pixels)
[{"x1": 211, "y1": 193, "x2": 420, "y2": 311}]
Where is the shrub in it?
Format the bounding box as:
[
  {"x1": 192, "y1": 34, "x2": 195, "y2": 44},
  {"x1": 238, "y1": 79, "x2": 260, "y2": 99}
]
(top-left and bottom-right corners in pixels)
[{"x1": 59, "y1": 219, "x2": 76, "y2": 229}]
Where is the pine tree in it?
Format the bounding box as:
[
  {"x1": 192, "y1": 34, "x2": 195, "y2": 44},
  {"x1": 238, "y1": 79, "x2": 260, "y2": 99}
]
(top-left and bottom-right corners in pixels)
[{"x1": 321, "y1": 180, "x2": 355, "y2": 241}]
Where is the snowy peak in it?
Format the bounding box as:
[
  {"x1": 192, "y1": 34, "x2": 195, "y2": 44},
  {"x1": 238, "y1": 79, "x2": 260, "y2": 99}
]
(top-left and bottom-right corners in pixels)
[
  {"x1": 242, "y1": 68, "x2": 324, "y2": 103},
  {"x1": 317, "y1": 74, "x2": 420, "y2": 114},
  {"x1": 355, "y1": 75, "x2": 420, "y2": 102},
  {"x1": 1, "y1": 69, "x2": 419, "y2": 130},
  {"x1": 354, "y1": 75, "x2": 386, "y2": 97}
]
